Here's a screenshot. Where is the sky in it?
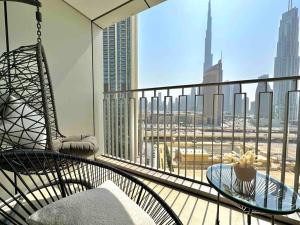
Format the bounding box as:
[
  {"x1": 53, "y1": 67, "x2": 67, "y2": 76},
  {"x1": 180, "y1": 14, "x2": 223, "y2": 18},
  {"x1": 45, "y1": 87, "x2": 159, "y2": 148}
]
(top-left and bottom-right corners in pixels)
[{"x1": 137, "y1": 0, "x2": 300, "y2": 96}]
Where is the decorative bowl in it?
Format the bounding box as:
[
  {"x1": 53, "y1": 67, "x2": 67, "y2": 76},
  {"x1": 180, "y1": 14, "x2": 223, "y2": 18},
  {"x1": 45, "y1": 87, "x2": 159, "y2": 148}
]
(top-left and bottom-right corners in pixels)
[{"x1": 234, "y1": 164, "x2": 256, "y2": 182}]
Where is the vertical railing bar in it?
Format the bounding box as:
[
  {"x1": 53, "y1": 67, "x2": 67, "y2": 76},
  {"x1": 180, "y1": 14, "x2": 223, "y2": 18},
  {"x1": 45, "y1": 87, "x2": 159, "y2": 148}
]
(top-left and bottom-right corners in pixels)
[
  {"x1": 116, "y1": 95, "x2": 120, "y2": 158},
  {"x1": 220, "y1": 93, "x2": 224, "y2": 163},
  {"x1": 127, "y1": 95, "x2": 131, "y2": 161},
  {"x1": 107, "y1": 95, "x2": 111, "y2": 156},
  {"x1": 170, "y1": 95, "x2": 173, "y2": 174},
  {"x1": 156, "y1": 94, "x2": 160, "y2": 170},
  {"x1": 127, "y1": 96, "x2": 131, "y2": 161},
  {"x1": 281, "y1": 91, "x2": 290, "y2": 185},
  {"x1": 115, "y1": 95, "x2": 119, "y2": 158},
  {"x1": 144, "y1": 95, "x2": 148, "y2": 166},
  {"x1": 177, "y1": 92, "x2": 182, "y2": 176},
  {"x1": 201, "y1": 90, "x2": 204, "y2": 182},
  {"x1": 153, "y1": 90, "x2": 157, "y2": 168},
  {"x1": 133, "y1": 96, "x2": 137, "y2": 163},
  {"x1": 232, "y1": 93, "x2": 236, "y2": 152},
  {"x1": 112, "y1": 97, "x2": 116, "y2": 157},
  {"x1": 164, "y1": 91, "x2": 172, "y2": 173},
  {"x1": 264, "y1": 81, "x2": 268, "y2": 92},
  {"x1": 266, "y1": 92, "x2": 273, "y2": 176},
  {"x1": 128, "y1": 97, "x2": 131, "y2": 161},
  {"x1": 243, "y1": 93, "x2": 247, "y2": 154},
  {"x1": 193, "y1": 93, "x2": 196, "y2": 180},
  {"x1": 118, "y1": 93, "x2": 125, "y2": 159},
  {"x1": 184, "y1": 93, "x2": 188, "y2": 178},
  {"x1": 151, "y1": 95, "x2": 155, "y2": 168},
  {"x1": 164, "y1": 94, "x2": 167, "y2": 172},
  {"x1": 103, "y1": 97, "x2": 106, "y2": 154},
  {"x1": 294, "y1": 91, "x2": 300, "y2": 192},
  {"x1": 106, "y1": 96, "x2": 110, "y2": 155},
  {"x1": 293, "y1": 79, "x2": 298, "y2": 91},
  {"x1": 125, "y1": 93, "x2": 129, "y2": 161},
  {"x1": 255, "y1": 93, "x2": 261, "y2": 156},
  {"x1": 103, "y1": 97, "x2": 107, "y2": 155},
  {"x1": 212, "y1": 93, "x2": 215, "y2": 167},
  {"x1": 138, "y1": 93, "x2": 143, "y2": 165},
  {"x1": 128, "y1": 97, "x2": 132, "y2": 162},
  {"x1": 107, "y1": 95, "x2": 109, "y2": 156},
  {"x1": 110, "y1": 94, "x2": 114, "y2": 157},
  {"x1": 119, "y1": 93, "x2": 123, "y2": 159}
]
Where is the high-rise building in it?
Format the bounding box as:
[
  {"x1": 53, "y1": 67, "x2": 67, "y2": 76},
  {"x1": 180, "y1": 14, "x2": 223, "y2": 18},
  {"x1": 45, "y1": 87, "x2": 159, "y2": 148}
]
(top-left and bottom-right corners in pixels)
[
  {"x1": 203, "y1": 0, "x2": 213, "y2": 73},
  {"x1": 202, "y1": 0, "x2": 223, "y2": 124},
  {"x1": 255, "y1": 74, "x2": 272, "y2": 119},
  {"x1": 223, "y1": 81, "x2": 231, "y2": 113},
  {"x1": 274, "y1": 5, "x2": 299, "y2": 122},
  {"x1": 103, "y1": 16, "x2": 138, "y2": 159},
  {"x1": 203, "y1": 60, "x2": 223, "y2": 124},
  {"x1": 103, "y1": 16, "x2": 138, "y2": 92}
]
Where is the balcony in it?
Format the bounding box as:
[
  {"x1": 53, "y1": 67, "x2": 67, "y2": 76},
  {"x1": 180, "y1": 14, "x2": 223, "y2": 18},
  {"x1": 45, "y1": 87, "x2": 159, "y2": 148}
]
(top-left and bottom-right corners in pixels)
[
  {"x1": 0, "y1": 0, "x2": 300, "y2": 225},
  {"x1": 99, "y1": 75, "x2": 300, "y2": 224}
]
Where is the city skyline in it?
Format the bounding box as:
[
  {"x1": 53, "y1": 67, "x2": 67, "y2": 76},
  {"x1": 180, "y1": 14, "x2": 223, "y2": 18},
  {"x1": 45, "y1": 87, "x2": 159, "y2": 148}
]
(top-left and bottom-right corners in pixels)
[{"x1": 138, "y1": 0, "x2": 300, "y2": 101}]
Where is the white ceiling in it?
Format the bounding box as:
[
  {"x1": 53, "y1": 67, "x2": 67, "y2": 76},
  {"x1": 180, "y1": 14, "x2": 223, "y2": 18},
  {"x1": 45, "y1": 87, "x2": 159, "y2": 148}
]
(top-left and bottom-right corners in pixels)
[{"x1": 63, "y1": 0, "x2": 166, "y2": 28}]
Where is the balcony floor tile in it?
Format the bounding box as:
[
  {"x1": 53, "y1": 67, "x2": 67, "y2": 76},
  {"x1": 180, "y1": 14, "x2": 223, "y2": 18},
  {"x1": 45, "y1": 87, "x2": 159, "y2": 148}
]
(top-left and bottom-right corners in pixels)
[{"x1": 96, "y1": 156, "x2": 299, "y2": 225}]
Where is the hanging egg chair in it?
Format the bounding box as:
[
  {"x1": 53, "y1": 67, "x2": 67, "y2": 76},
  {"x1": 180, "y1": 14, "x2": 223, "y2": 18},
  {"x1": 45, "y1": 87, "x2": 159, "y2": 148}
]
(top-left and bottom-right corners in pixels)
[{"x1": 0, "y1": 0, "x2": 99, "y2": 163}]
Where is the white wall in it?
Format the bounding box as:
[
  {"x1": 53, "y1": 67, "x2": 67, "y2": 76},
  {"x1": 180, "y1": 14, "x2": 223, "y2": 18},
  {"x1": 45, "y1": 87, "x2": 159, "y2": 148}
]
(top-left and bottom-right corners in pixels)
[{"x1": 0, "y1": 0, "x2": 104, "y2": 152}]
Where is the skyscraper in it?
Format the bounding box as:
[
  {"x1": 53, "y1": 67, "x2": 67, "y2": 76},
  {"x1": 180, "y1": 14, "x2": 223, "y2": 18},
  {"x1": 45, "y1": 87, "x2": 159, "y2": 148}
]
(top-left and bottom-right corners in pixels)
[
  {"x1": 202, "y1": 0, "x2": 223, "y2": 124},
  {"x1": 103, "y1": 16, "x2": 138, "y2": 92},
  {"x1": 203, "y1": 60, "x2": 223, "y2": 124},
  {"x1": 274, "y1": 4, "x2": 299, "y2": 121},
  {"x1": 203, "y1": 0, "x2": 213, "y2": 73},
  {"x1": 255, "y1": 74, "x2": 272, "y2": 119},
  {"x1": 223, "y1": 81, "x2": 231, "y2": 113},
  {"x1": 103, "y1": 16, "x2": 138, "y2": 159}
]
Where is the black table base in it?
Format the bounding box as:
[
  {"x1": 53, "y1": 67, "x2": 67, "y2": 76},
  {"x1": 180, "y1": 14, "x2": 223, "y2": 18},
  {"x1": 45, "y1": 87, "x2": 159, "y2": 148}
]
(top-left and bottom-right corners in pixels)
[{"x1": 215, "y1": 190, "x2": 277, "y2": 225}]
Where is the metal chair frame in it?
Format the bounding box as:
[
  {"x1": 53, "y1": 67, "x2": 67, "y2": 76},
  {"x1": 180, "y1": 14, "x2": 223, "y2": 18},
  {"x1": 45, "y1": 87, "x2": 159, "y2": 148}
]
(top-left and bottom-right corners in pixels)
[{"x1": 0, "y1": 151, "x2": 183, "y2": 225}]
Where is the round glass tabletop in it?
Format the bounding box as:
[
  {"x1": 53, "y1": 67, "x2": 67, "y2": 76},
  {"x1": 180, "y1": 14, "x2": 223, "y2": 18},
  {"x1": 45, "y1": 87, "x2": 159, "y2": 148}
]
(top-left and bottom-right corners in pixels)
[{"x1": 206, "y1": 164, "x2": 300, "y2": 215}]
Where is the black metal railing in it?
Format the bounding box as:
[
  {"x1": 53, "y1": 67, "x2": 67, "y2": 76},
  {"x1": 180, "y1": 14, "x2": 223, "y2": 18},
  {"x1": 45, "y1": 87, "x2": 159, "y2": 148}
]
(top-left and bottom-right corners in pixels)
[{"x1": 103, "y1": 76, "x2": 300, "y2": 193}]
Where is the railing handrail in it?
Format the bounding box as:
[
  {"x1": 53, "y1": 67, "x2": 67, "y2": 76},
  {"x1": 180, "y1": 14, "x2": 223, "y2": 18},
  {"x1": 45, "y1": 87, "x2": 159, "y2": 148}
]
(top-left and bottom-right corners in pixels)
[{"x1": 104, "y1": 75, "x2": 300, "y2": 94}]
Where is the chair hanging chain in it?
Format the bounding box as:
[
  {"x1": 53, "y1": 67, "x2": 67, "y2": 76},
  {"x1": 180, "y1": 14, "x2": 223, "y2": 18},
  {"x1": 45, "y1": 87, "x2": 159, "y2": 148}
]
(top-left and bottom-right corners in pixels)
[{"x1": 36, "y1": 5, "x2": 42, "y2": 43}]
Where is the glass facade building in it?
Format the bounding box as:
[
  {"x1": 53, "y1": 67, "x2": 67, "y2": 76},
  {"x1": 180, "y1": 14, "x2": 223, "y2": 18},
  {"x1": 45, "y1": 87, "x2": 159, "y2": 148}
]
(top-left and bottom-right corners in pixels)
[{"x1": 103, "y1": 16, "x2": 138, "y2": 159}]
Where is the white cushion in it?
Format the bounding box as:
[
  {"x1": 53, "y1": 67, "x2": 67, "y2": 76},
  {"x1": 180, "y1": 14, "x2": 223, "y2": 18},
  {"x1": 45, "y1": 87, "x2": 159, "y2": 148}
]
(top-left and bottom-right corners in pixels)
[
  {"x1": 0, "y1": 95, "x2": 46, "y2": 149},
  {"x1": 59, "y1": 134, "x2": 99, "y2": 154},
  {"x1": 27, "y1": 180, "x2": 156, "y2": 225}
]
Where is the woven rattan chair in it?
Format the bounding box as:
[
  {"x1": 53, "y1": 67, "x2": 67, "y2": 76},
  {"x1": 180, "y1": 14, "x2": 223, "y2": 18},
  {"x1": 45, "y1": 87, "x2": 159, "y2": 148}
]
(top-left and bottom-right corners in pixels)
[{"x1": 0, "y1": 151, "x2": 183, "y2": 225}]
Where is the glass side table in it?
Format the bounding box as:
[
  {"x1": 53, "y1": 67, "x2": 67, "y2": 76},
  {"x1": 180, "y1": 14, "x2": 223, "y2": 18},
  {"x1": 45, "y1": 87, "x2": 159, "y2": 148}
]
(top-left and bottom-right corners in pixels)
[{"x1": 206, "y1": 164, "x2": 300, "y2": 225}]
